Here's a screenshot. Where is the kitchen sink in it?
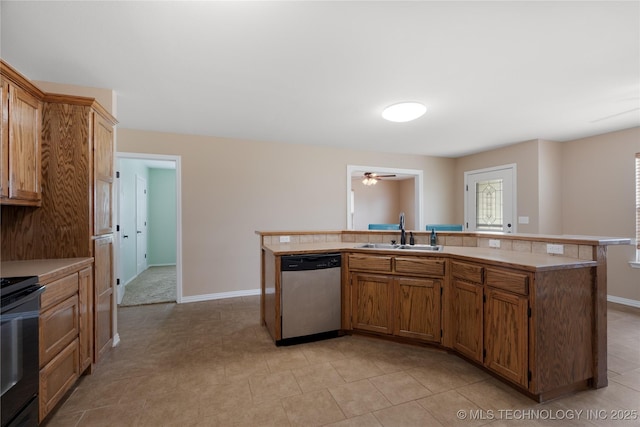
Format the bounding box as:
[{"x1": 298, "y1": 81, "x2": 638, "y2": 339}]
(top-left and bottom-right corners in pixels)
[
  {"x1": 356, "y1": 243, "x2": 443, "y2": 252},
  {"x1": 356, "y1": 243, "x2": 400, "y2": 249}
]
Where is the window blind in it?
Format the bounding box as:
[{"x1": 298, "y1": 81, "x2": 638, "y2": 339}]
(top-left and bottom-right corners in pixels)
[{"x1": 636, "y1": 153, "x2": 640, "y2": 249}]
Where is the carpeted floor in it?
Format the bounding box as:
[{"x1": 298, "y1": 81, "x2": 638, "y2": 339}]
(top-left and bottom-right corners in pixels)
[{"x1": 120, "y1": 266, "x2": 176, "y2": 306}]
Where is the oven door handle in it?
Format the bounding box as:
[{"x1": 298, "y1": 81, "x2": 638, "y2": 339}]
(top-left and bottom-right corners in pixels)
[{"x1": 1, "y1": 285, "x2": 45, "y2": 313}]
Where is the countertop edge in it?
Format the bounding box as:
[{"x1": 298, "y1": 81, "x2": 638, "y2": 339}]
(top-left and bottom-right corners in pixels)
[
  {"x1": 262, "y1": 243, "x2": 597, "y2": 271},
  {"x1": 1, "y1": 258, "x2": 94, "y2": 284}
]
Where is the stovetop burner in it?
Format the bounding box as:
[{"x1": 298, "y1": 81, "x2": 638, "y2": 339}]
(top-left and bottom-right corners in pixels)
[{"x1": 0, "y1": 276, "x2": 39, "y2": 298}]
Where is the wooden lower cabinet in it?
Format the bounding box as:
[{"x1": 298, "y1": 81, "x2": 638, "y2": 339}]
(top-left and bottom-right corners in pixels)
[
  {"x1": 39, "y1": 338, "x2": 79, "y2": 421},
  {"x1": 484, "y1": 286, "x2": 528, "y2": 387},
  {"x1": 94, "y1": 235, "x2": 114, "y2": 362},
  {"x1": 37, "y1": 262, "x2": 94, "y2": 422},
  {"x1": 351, "y1": 273, "x2": 393, "y2": 334},
  {"x1": 395, "y1": 277, "x2": 441, "y2": 342},
  {"x1": 452, "y1": 278, "x2": 483, "y2": 362}
]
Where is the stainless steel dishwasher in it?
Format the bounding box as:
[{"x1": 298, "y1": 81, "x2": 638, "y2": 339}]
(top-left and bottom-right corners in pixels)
[{"x1": 280, "y1": 253, "x2": 341, "y2": 344}]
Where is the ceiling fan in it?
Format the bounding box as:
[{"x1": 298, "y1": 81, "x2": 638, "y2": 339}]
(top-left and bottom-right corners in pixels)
[{"x1": 362, "y1": 172, "x2": 396, "y2": 185}]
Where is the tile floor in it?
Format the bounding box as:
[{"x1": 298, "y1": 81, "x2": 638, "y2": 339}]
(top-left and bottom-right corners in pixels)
[{"x1": 43, "y1": 298, "x2": 640, "y2": 426}]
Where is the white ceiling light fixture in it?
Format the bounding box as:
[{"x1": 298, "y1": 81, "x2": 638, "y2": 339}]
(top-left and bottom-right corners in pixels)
[{"x1": 382, "y1": 102, "x2": 427, "y2": 122}]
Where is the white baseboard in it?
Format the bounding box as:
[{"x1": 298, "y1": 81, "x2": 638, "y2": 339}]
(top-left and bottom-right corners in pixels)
[
  {"x1": 607, "y1": 295, "x2": 640, "y2": 309},
  {"x1": 148, "y1": 263, "x2": 177, "y2": 267},
  {"x1": 180, "y1": 289, "x2": 260, "y2": 304},
  {"x1": 112, "y1": 333, "x2": 121, "y2": 347}
]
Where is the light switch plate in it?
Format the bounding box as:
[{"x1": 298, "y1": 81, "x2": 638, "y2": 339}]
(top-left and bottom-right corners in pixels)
[
  {"x1": 518, "y1": 216, "x2": 530, "y2": 224},
  {"x1": 279, "y1": 236, "x2": 291, "y2": 243},
  {"x1": 547, "y1": 244, "x2": 564, "y2": 255},
  {"x1": 489, "y1": 239, "x2": 501, "y2": 248}
]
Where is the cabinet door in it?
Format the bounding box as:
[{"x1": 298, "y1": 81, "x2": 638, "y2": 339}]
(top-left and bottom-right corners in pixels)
[
  {"x1": 78, "y1": 266, "x2": 94, "y2": 373},
  {"x1": 39, "y1": 295, "x2": 79, "y2": 367},
  {"x1": 94, "y1": 235, "x2": 114, "y2": 362},
  {"x1": 351, "y1": 273, "x2": 393, "y2": 334},
  {"x1": 39, "y1": 338, "x2": 79, "y2": 422},
  {"x1": 452, "y1": 278, "x2": 483, "y2": 362},
  {"x1": 395, "y1": 277, "x2": 441, "y2": 342},
  {"x1": 7, "y1": 82, "x2": 41, "y2": 203},
  {"x1": 484, "y1": 287, "x2": 528, "y2": 387},
  {"x1": 93, "y1": 112, "x2": 114, "y2": 236},
  {"x1": 1, "y1": 77, "x2": 8, "y2": 198}
]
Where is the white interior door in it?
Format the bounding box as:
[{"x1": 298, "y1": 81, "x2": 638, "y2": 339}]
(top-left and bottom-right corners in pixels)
[
  {"x1": 136, "y1": 175, "x2": 148, "y2": 274},
  {"x1": 465, "y1": 165, "x2": 516, "y2": 233}
]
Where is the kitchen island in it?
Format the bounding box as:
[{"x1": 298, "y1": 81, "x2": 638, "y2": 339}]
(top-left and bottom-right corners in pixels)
[{"x1": 258, "y1": 230, "x2": 630, "y2": 402}]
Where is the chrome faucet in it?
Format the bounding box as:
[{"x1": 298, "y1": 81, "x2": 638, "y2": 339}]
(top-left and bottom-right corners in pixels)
[{"x1": 399, "y1": 212, "x2": 406, "y2": 245}]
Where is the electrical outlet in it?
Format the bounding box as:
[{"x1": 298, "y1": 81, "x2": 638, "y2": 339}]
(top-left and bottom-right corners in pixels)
[
  {"x1": 279, "y1": 236, "x2": 291, "y2": 243},
  {"x1": 546, "y1": 244, "x2": 564, "y2": 255},
  {"x1": 489, "y1": 239, "x2": 501, "y2": 248}
]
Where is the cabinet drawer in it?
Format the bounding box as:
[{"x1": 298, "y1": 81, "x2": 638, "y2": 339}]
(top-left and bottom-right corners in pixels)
[
  {"x1": 40, "y1": 272, "x2": 78, "y2": 311},
  {"x1": 395, "y1": 257, "x2": 445, "y2": 277},
  {"x1": 452, "y1": 261, "x2": 483, "y2": 284},
  {"x1": 485, "y1": 268, "x2": 529, "y2": 295},
  {"x1": 348, "y1": 255, "x2": 392, "y2": 272},
  {"x1": 39, "y1": 338, "x2": 79, "y2": 422},
  {"x1": 40, "y1": 295, "x2": 79, "y2": 367}
]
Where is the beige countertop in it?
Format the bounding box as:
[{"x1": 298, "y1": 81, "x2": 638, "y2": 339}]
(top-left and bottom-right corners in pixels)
[
  {"x1": 263, "y1": 243, "x2": 597, "y2": 271},
  {"x1": 1, "y1": 258, "x2": 94, "y2": 284}
]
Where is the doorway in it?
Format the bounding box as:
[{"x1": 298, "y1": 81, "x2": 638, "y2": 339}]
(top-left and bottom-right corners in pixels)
[
  {"x1": 464, "y1": 164, "x2": 517, "y2": 233},
  {"x1": 116, "y1": 152, "x2": 183, "y2": 305},
  {"x1": 346, "y1": 165, "x2": 424, "y2": 231}
]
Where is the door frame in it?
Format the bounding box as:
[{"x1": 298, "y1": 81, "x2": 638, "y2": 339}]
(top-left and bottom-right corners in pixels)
[
  {"x1": 115, "y1": 152, "x2": 184, "y2": 303},
  {"x1": 464, "y1": 163, "x2": 517, "y2": 233}
]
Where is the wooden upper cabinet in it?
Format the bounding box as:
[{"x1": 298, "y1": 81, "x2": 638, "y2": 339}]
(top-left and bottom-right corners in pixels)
[
  {"x1": 93, "y1": 111, "x2": 114, "y2": 236},
  {"x1": 0, "y1": 75, "x2": 43, "y2": 205}
]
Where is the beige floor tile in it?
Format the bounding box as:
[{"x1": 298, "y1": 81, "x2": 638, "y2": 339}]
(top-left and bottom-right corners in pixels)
[
  {"x1": 75, "y1": 400, "x2": 146, "y2": 427},
  {"x1": 456, "y1": 378, "x2": 538, "y2": 411},
  {"x1": 224, "y1": 355, "x2": 270, "y2": 381},
  {"x1": 407, "y1": 364, "x2": 472, "y2": 393},
  {"x1": 300, "y1": 342, "x2": 347, "y2": 364},
  {"x1": 331, "y1": 357, "x2": 385, "y2": 383},
  {"x1": 291, "y1": 361, "x2": 346, "y2": 393},
  {"x1": 208, "y1": 400, "x2": 292, "y2": 427},
  {"x1": 329, "y1": 379, "x2": 392, "y2": 418},
  {"x1": 282, "y1": 389, "x2": 346, "y2": 426},
  {"x1": 610, "y1": 368, "x2": 640, "y2": 392},
  {"x1": 135, "y1": 392, "x2": 201, "y2": 427},
  {"x1": 249, "y1": 370, "x2": 302, "y2": 403},
  {"x1": 323, "y1": 413, "x2": 383, "y2": 427},
  {"x1": 264, "y1": 347, "x2": 310, "y2": 373},
  {"x1": 198, "y1": 379, "x2": 253, "y2": 417},
  {"x1": 417, "y1": 389, "x2": 486, "y2": 427},
  {"x1": 42, "y1": 410, "x2": 83, "y2": 427},
  {"x1": 369, "y1": 371, "x2": 432, "y2": 404},
  {"x1": 373, "y1": 400, "x2": 444, "y2": 426},
  {"x1": 57, "y1": 377, "x2": 132, "y2": 414}
]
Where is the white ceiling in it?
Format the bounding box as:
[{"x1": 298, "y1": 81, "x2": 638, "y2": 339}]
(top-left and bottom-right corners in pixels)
[{"x1": 1, "y1": 1, "x2": 638, "y2": 157}]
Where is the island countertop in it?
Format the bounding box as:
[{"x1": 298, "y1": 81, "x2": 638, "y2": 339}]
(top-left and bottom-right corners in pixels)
[{"x1": 262, "y1": 242, "x2": 598, "y2": 272}]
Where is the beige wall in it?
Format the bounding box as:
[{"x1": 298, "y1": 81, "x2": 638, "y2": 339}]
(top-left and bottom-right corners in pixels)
[
  {"x1": 453, "y1": 129, "x2": 639, "y2": 301},
  {"x1": 352, "y1": 179, "x2": 400, "y2": 230},
  {"x1": 117, "y1": 129, "x2": 456, "y2": 297},
  {"x1": 538, "y1": 140, "x2": 563, "y2": 234},
  {"x1": 454, "y1": 139, "x2": 541, "y2": 233},
  {"x1": 561, "y1": 127, "x2": 639, "y2": 302},
  {"x1": 399, "y1": 178, "x2": 416, "y2": 230}
]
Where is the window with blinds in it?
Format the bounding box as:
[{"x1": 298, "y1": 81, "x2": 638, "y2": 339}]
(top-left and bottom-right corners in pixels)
[{"x1": 636, "y1": 153, "x2": 640, "y2": 250}]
